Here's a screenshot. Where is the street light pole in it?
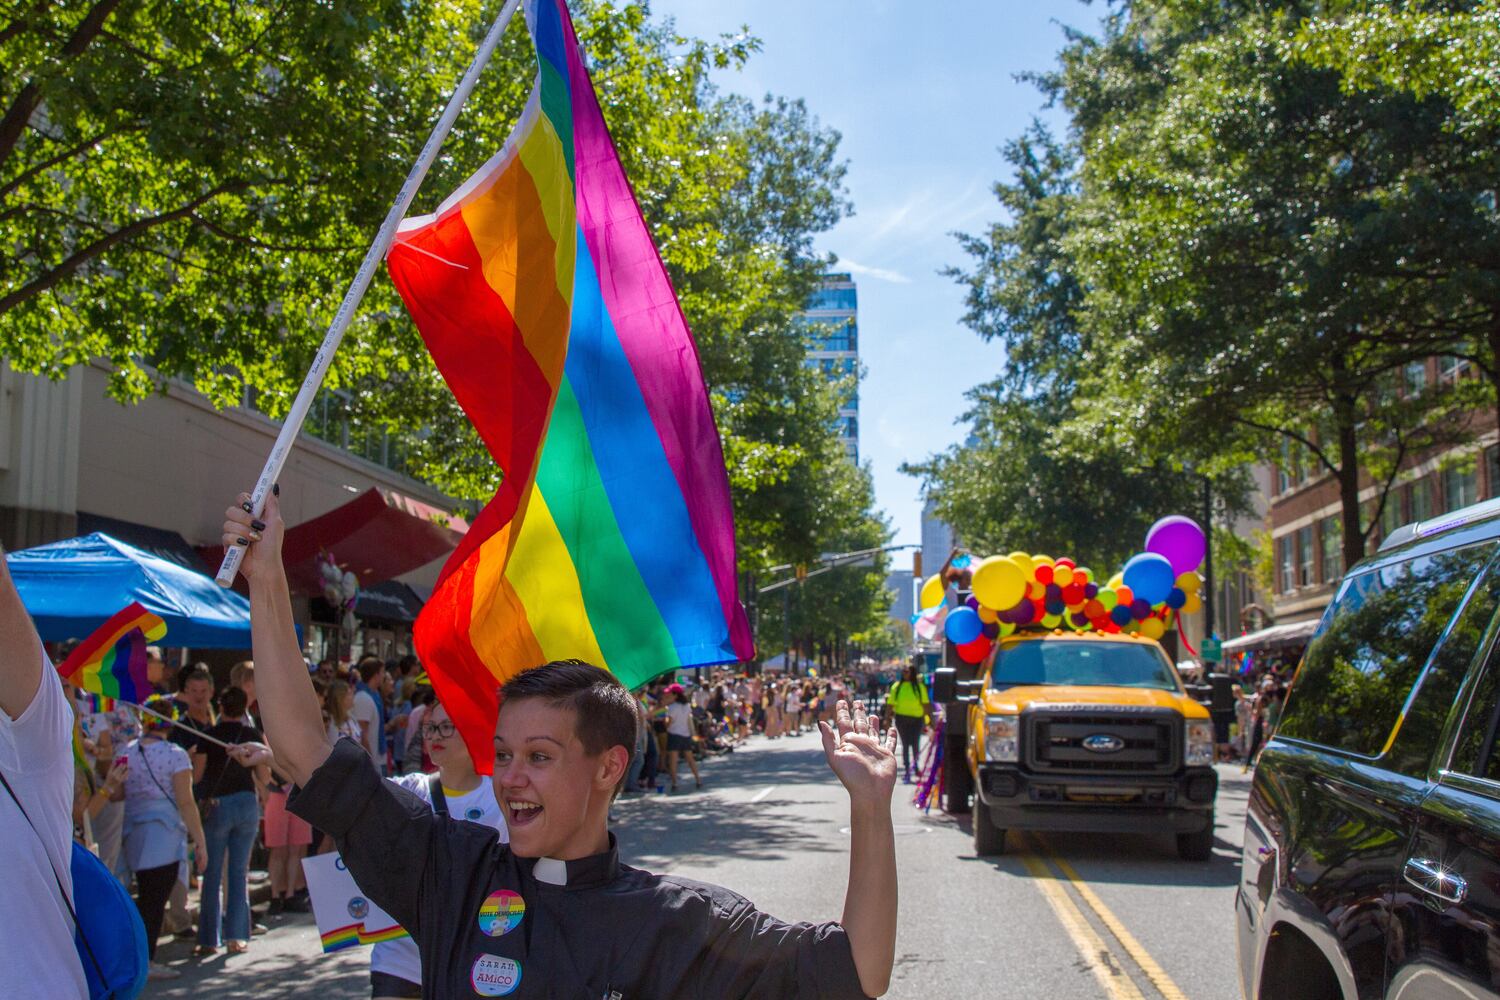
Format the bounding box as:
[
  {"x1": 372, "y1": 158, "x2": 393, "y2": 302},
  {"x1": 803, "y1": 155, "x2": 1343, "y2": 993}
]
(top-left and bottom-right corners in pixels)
[{"x1": 1203, "y1": 475, "x2": 1216, "y2": 638}]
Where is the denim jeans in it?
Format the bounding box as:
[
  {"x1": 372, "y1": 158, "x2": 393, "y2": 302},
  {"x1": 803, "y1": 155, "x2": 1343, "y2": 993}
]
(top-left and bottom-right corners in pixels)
[{"x1": 198, "y1": 790, "x2": 260, "y2": 946}]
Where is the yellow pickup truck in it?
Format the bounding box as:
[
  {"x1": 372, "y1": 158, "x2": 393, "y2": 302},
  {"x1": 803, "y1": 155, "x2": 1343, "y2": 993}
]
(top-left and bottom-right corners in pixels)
[{"x1": 932, "y1": 629, "x2": 1218, "y2": 860}]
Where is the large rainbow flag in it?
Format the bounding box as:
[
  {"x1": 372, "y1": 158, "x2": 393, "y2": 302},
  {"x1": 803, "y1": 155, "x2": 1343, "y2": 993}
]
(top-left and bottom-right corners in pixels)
[
  {"x1": 57, "y1": 602, "x2": 165, "y2": 705},
  {"x1": 389, "y1": 0, "x2": 753, "y2": 767}
]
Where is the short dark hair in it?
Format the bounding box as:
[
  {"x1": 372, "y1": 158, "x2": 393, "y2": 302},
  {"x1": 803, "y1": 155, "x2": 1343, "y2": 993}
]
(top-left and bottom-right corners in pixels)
[
  {"x1": 357, "y1": 656, "x2": 385, "y2": 684},
  {"x1": 178, "y1": 664, "x2": 212, "y2": 692},
  {"x1": 218, "y1": 686, "x2": 249, "y2": 718},
  {"x1": 501, "y1": 660, "x2": 639, "y2": 763}
]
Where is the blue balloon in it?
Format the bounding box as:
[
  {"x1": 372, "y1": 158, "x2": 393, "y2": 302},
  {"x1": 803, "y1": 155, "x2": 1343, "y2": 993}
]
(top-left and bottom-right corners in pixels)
[
  {"x1": 1110, "y1": 605, "x2": 1134, "y2": 626},
  {"x1": 1122, "y1": 552, "x2": 1175, "y2": 606},
  {"x1": 1165, "y1": 587, "x2": 1187, "y2": 610},
  {"x1": 945, "y1": 606, "x2": 982, "y2": 644}
]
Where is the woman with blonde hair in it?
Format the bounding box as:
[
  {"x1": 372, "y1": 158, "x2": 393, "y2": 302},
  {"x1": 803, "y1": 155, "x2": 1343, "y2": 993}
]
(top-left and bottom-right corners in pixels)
[
  {"x1": 122, "y1": 696, "x2": 207, "y2": 980},
  {"x1": 325, "y1": 679, "x2": 361, "y2": 746}
]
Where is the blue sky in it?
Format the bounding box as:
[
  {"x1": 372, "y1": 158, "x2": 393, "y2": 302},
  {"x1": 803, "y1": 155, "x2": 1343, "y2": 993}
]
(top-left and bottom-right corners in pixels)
[{"x1": 646, "y1": 0, "x2": 1098, "y2": 551}]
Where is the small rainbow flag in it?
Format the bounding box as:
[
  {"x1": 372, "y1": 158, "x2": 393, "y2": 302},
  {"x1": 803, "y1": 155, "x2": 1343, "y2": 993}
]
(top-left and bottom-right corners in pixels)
[
  {"x1": 57, "y1": 602, "x2": 166, "y2": 706},
  {"x1": 389, "y1": 0, "x2": 752, "y2": 769}
]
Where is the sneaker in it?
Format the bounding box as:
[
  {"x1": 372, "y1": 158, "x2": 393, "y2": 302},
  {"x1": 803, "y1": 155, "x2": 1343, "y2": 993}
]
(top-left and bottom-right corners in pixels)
[
  {"x1": 283, "y1": 894, "x2": 311, "y2": 914},
  {"x1": 251, "y1": 922, "x2": 269, "y2": 936},
  {"x1": 147, "y1": 963, "x2": 180, "y2": 981},
  {"x1": 267, "y1": 897, "x2": 284, "y2": 917}
]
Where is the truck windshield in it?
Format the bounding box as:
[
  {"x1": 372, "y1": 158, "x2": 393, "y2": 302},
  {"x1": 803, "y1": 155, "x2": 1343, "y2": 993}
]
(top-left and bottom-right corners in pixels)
[{"x1": 991, "y1": 641, "x2": 1180, "y2": 691}]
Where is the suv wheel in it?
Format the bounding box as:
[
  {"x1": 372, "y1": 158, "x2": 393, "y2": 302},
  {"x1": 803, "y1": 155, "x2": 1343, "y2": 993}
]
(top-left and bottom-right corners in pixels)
[
  {"x1": 973, "y1": 805, "x2": 1006, "y2": 856},
  {"x1": 1177, "y1": 814, "x2": 1214, "y2": 861}
]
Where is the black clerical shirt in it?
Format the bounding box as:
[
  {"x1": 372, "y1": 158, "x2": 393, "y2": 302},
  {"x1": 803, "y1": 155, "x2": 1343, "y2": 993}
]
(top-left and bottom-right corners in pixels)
[{"x1": 288, "y1": 738, "x2": 868, "y2": 999}]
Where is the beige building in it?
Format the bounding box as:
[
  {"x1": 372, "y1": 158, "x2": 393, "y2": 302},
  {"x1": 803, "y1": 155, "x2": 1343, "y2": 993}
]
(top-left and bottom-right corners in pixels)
[{"x1": 0, "y1": 360, "x2": 472, "y2": 667}]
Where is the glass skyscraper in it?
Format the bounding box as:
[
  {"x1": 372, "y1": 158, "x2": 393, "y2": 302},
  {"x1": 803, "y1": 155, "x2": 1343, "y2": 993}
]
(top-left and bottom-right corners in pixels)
[{"x1": 799, "y1": 272, "x2": 859, "y2": 460}]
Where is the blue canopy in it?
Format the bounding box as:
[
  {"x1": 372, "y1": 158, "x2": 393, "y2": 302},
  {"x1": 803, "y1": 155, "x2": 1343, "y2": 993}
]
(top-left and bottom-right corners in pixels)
[{"x1": 7, "y1": 532, "x2": 256, "y2": 648}]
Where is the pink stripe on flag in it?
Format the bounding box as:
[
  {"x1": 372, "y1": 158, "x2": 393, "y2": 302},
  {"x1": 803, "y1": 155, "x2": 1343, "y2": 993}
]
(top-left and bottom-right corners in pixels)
[{"x1": 559, "y1": 6, "x2": 752, "y2": 658}]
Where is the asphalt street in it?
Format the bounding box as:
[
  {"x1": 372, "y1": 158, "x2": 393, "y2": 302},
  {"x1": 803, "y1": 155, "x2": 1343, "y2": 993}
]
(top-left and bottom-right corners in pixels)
[{"x1": 145, "y1": 732, "x2": 1249, "y2": 999}]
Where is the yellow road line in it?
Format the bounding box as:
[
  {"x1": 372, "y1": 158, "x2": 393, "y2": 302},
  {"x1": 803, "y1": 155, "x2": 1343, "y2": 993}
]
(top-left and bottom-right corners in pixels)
[
  {"x1": 1036, "y1": 837, "x2": 1191, "y2": 1000},
  {"x1": 1018, "y1": 848, "x2": 1146, "y2": 1000}
]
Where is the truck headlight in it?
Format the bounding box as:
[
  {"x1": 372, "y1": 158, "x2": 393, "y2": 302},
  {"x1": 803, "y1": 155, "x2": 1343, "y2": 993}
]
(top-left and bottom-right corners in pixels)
[
  {"x1": 1185, "y1": 719, "x2": 1214, "y2": 766},
  {"x1": 985, "y1": 714, "x2": 1019, "y2": 762}
]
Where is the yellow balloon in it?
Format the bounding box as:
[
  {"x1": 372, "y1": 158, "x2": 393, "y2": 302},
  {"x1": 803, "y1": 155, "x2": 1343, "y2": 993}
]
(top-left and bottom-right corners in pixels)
[
  {"x1": 919, "y1": 573, "x2": 944, "y2": 610},
  {"x1": 1182, "y1": 591, "x2": 1203, "y2": 614},
  {"x1": 1140, "y1": 617, "x2": 1166, "y2": 640},
  {"x1": 1008, "y1": 551, "x2": 1035, "y2": 579},
  {"x1": 1033, "y1": 554, "x2": 1055, "y2": 570},
  {"x1": 1108, "y1": 572, "x2": 1125, "y2": 590},
  {"x1": 1053, "y1": 565, "x2": 1075, "y2": 588},
  {"x1": 972, "y1": 555, "x2": 1028, "y2": 610},
  {"x1": 977, "y1": 605, "x2": 999, "y2": 624},
  {"x1": 1175, "y1": 571, "x2": 1202, "y2": 593},
  {"x1": 1028, "y1": 580, "x2": 1046, "y2": 600}
]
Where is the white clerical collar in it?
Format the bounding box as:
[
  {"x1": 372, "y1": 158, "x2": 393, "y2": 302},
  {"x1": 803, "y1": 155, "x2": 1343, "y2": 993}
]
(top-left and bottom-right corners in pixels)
[{"x1": 533, "y1": 857, "x2": 568, "y2": 886}]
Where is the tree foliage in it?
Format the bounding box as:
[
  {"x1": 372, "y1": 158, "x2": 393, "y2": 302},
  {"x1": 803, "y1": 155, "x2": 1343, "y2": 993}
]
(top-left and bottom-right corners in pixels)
[{"x1": 903, "y1": 124, "x2": 1219, "y2": 569}]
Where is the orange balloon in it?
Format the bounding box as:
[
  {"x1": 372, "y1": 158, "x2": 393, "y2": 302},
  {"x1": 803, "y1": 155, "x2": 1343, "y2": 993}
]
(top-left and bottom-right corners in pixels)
[{"x1": 1115, "y1": 585, "x2": 1134, "y2": 607}]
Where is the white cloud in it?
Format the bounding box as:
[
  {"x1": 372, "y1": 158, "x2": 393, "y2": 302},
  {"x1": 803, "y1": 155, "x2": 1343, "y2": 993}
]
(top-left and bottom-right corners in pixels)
[{"x1": 840, "y1": 259, "x2": 912, "y2": 284}]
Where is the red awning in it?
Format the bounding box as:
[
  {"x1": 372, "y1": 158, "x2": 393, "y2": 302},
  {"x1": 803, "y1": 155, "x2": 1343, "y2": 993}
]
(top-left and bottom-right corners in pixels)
[{"x1": 202, "y1": 487, "x2": 468, "y2": 595}]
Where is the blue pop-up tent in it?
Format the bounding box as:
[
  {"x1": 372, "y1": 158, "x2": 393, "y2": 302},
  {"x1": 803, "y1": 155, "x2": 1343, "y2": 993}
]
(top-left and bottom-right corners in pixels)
[{"x1": 7, "y1": 532, "x2": 256, "y2": 647}]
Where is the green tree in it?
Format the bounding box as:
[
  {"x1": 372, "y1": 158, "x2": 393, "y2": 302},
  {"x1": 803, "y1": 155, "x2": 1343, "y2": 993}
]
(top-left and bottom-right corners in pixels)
[
  {"x1": 904, "y1": 124, "x2": 1216, "y2": 570},
  {"x1": 1051, "y1": 1, "x2": 1487, "y2": 569}
]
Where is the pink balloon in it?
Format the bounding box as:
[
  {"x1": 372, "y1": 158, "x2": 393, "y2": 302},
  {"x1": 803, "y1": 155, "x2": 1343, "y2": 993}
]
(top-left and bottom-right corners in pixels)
[{"x1": 1145, "y1": 515, "x2": 1206, "y2": 575}]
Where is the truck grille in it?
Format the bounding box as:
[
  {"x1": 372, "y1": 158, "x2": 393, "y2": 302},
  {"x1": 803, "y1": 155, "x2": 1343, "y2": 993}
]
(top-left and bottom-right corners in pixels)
[{"x1": 1025, "y1": 709, "x2": 1179, "y2": 774}]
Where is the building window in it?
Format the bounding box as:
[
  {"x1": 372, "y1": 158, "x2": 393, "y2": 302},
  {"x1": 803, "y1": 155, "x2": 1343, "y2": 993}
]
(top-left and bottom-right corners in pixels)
[
  {"x1": 1276, "y1": 537, "x2": 1293, "y2": 594},
  {"x1": 1380, "y1": 489, "x2": 1405, "y2": 540},
  {"x1": 1411, "y1": 477, "x2": 1434, "y2": 522},
  {"x1": 1298, "y1": 525, "x2": 1316, "y2": 587},
  {"x1": 1404, "y1": 360, "x2": 1428, "y2": 396},
  {"x1": 1445, "y1": 464, "x2": 1478, "y2": 513},
  {"x1": 1321, "y1": 515, "x2": 1343, "y2": 582},
  {"x1": 1439, "y1": 355, "x2": 1470, "y2": 382}
]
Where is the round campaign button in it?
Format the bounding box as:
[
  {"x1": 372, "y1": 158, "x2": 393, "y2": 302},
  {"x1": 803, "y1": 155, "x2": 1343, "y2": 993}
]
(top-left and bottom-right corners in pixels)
[
  {"x1": 347, "y1": 897, "x2": 369, "y2": 920},
  {"x1": 470, "y1": 954, "x2": 522, "y2": 997},
  {"x1": 477, "y1": 889, "x2": 525, "y2": 937}
]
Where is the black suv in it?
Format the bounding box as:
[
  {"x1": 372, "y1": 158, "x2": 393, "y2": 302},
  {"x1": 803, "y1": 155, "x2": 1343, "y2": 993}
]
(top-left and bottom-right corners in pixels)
[{"x1": 1238, "y1": 497, "x2": 1500, "y2": 999}]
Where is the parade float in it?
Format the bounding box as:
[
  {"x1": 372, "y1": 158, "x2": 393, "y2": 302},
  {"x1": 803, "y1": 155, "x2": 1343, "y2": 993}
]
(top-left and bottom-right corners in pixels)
[{"x1": 917, "y1": 516, "x2": 1220, "y2": 860}]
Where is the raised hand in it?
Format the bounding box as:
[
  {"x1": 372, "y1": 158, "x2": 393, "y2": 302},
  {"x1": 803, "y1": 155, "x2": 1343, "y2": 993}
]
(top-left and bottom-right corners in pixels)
[
  {"x1": 221, "y1": 489, "x2": 285, "y2": 583},
  {"x1": 819, "y1": 699, "x2": 899, "y2": 805}
]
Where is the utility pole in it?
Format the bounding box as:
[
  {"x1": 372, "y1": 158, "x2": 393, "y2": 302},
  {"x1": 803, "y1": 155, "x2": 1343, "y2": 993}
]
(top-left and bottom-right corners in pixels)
[{"x1": 1203, "y1": 475, "x2": 1216, "y2": 638}]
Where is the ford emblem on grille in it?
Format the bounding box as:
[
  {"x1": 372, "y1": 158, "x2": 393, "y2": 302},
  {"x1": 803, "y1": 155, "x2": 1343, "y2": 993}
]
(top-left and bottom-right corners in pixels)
[{"x1": 1082, "y1": 734, "x2": 1125, "y2": 753}]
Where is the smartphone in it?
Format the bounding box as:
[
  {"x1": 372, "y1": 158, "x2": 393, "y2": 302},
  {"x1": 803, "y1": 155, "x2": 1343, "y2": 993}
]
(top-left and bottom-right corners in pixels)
[{"x1": 113, "y1": 755, "x2": 129, "y2": 769}]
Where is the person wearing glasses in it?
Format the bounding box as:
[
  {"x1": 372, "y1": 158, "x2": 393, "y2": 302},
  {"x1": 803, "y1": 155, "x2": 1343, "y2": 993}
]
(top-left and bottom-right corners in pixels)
[{"x1": 370, "y1": 698, "x2": 509, "y2": 1000}]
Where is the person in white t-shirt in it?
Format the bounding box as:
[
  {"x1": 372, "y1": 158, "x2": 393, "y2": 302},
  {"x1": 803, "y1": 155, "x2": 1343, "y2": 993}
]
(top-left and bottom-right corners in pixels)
[
  {"x1": 0, "y1": 545, "x2": 89, "y2": 997},
  {"x1": 369, "y1": 699, "x2": 508, "y2": 999},
  {"x1": 653, "y1": 684, "x2": 701, "y2": 793}
]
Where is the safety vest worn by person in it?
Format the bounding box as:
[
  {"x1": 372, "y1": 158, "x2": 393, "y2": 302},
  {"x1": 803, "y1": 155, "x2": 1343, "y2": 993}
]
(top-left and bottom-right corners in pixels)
[{"x1": 886, "y1": 680, "x2": 929, "y2": 719}]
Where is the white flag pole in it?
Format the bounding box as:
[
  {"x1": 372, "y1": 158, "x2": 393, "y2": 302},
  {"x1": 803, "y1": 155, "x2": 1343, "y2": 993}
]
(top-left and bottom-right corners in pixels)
[{"x1": 216, "y1": 0, "x2": 524, "y2": 587}]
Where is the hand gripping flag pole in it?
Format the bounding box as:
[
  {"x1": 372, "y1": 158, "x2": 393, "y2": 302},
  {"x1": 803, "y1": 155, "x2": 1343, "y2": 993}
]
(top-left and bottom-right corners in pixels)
[{"x1": 215, "y1": 0, "x2": 523, "y2": 587}]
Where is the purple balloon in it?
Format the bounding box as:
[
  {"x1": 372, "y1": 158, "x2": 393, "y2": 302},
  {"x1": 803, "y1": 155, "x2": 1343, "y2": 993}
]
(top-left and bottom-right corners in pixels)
[
  {"x1": 982, "y1": 621, "x2": 1000, "y2": 639},
  {"x1": 1014, "y1": 601, "x2": 1036, "y2": 625},
  {"x1": 1045, "y1": 583, "x2": 1063, "y2": 600},
  {"x1": 1084, "y1": 582, "x2": 1099, "y2": 599},
  {"x1": 1130, "y1": 598, "x2": 1152, "y2": 620},
  {"x1": 965, "y1": 595, "x2": 980, "y2": 610},
  {"x1": 1145, "y1": 515, "x2": 1206, "y2": 576}
]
